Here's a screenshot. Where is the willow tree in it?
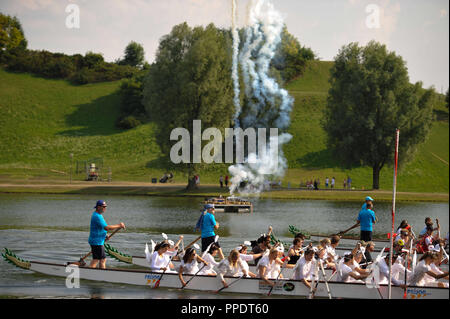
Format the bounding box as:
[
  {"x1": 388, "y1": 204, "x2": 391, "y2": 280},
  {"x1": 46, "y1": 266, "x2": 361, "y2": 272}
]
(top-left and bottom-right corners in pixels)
[
  {"x1": 324, "y1": 41, "x2": 434, "y2": 189},
  {"x1": 142, "y1": 23, "x2": 234, "y2": 189}
]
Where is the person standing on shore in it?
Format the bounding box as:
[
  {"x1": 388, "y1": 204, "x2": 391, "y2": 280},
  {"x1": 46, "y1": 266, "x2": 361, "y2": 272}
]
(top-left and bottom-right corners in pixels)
[
  {"x1": 219, "y1": 176, "x2": 223, "y2": 188},
  {"x1": 88, "y1": 200, "x2": 125, "y2": 269},
  {"x1": 331, "y1": 177, "x2": 335, "y2": 189}
]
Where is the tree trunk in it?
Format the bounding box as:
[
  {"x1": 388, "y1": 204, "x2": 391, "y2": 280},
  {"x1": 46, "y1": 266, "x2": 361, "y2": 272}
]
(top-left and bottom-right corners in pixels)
[
  {"x1": 185, "y1": 163, "x2": 198, "y2": 190},
  {"x1": 186, "y1": 177, "x2": 197, "y2": 190},
  {"x1": 372, "y1": 165, "x2": 380, "y2": 190}
]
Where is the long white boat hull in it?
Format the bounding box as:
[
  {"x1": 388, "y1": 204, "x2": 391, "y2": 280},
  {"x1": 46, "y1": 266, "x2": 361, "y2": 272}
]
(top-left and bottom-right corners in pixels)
[
  {"x1": 3, "y1": 249, "x2": 448, "y2": 299},
  {"x1": 25, "y1": 261, "x2": 450, "y2": 299}
]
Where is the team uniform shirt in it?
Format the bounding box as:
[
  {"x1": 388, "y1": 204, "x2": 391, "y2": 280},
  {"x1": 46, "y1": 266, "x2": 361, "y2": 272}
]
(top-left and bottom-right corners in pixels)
[
  {"x1": 237, "y1": 253, "x2": 254, "y2": 276},
  {"x1": 180, "y1": 258, "x2": 199, "y2": 275},
  {"x1": 256, "y1": 255, "x2": 278, "y2": 279},
  {"x1": 198, "y1": 253, "x2": 219, "y2": 275},
  {"x1": 377, "y1": 258, "x2": 404, "y2": 286},
  {"x1": 409, "y1": 260, "x2": 432, "y2": 286},
  {"x1": 292, "y1": 256, "x2": 315, "y2": 281},
  {"x1": 326, "y1": 246, "x2": 338, "y2": 262},
  {"x1": 357, "y1": 208, "x2": 376, "y2": 232},
  {"x1": 88, "y1": 212, "x2": 108, "y2": 246},
  {"x1": 149, "y1": 250, "x2": 177, "y2": 273},
  {"x1": 201, "y1": 213, "x2": 216, "y2": 238},
  {"x1": 217, "y1": 258, "x2": 246, "y2": 282},
  {"x1": 336, "y1": 263, "x2": 358, "y2": 283}
]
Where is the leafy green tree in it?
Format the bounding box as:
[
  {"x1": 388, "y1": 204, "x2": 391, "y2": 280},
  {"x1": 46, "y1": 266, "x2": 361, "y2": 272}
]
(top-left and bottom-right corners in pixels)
[
  {"x1": 142, "y1": 23, "x2": 233, "y2": 189},
  {"x1": 324, "y1": 41, "x2": 434, "y2": 189},
  {"x1": 119, "y1": 41, "x2": 146, "y2": 68},
  {"x1": 0, "y1": 13, "x2": 27, "y2": 62},
  {"x1": 272, "y1": 27, "x2": 315, "y2": 82}
]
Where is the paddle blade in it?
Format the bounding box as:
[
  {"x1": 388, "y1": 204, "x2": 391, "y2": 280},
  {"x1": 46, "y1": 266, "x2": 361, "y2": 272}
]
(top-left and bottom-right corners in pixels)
[
  {"x1": 162, "y1": 233, "x2": 168, "y2": 240},
  {"x1": 193, "y1": 243, "x2": 200, "y2": 250}
]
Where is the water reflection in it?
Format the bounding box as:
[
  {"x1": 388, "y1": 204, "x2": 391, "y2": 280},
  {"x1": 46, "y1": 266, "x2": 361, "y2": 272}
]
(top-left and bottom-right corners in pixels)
[{"x1": 0, "y1": 193, "x2": 448, "y2": 298}]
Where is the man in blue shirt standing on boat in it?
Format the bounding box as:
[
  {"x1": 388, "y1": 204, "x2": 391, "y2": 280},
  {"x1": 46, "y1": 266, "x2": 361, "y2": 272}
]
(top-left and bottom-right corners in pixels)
[
  {"x1": 88, "y1": 200, "x2": 125, "y2": 269},
  {"x1": 198, "y1": 204, "x2": 224, "y2": 258},
  {"x1": 357, "y1": 202, "x2": 377, "y2": 242}
]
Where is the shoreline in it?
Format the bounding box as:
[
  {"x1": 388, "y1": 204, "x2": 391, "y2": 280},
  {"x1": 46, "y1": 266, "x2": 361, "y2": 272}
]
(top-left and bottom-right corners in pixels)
[{"x1": 0, "y1": 181, "x2": 448, "y2": 202}]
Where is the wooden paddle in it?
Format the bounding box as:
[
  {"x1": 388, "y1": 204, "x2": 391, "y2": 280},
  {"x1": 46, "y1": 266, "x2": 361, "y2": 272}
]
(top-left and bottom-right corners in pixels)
[
  {"x1": 68, "y1": 227, "x2": 122, "y2": 266},
  {"x1": 309, "y1": 259, "x2": 319, "y2": 299},
  {"x1": 214, "y1": 275, "x2": 245, "y2": 293},
  {"x1": 267, "y1": 257, "x2": 289, "y2": 296},
  {"x1": 335, "y1": 223, "x2": 360, "y2": 237},
  {"x1": 318, "y1": 259, "x2": 332, "y2": 299}
]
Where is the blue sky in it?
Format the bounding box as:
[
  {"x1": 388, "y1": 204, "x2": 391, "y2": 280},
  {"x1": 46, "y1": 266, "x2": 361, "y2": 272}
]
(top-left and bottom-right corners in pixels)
[{"x1": 1, "y1": 0, "x2": 448, "y2": 91}]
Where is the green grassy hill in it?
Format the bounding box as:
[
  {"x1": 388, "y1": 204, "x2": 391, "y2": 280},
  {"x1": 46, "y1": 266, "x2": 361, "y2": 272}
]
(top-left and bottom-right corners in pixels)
[
  {"x1": 283, "y1": 60, "x2": 449, "y2": 193},
  {"x1": 0, "y1": 62, "x2": 448, "y2": 193}
]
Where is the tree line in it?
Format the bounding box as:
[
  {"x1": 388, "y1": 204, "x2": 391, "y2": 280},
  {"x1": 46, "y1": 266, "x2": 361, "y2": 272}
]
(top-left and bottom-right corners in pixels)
[{"x1": 0, "y1": 13, "x2": 147, "y2": 85}]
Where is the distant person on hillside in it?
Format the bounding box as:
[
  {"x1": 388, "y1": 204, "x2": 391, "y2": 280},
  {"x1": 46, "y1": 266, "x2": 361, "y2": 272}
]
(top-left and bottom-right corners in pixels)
[
  {"x1": 347, "y1": 176, "x2": 352, "y2": 190},
  {"x1": 343, "y1": 179, "x2": 347, "y2": 189},
  {"x1": 331, "y1": 177, "x2": 335, "y2": 189},
  {"x1": 325, "y1": 177, "x2": 329, "y2": 188},
  {"x1": 225, "y1": 175, "x2": 229, "y2": 187},
  {"x1": 219, "y1": 176, "x2": 223, "y2": 188},
  {"x1": 313, "y1": 179, "x2": 318, "y2": 190}
]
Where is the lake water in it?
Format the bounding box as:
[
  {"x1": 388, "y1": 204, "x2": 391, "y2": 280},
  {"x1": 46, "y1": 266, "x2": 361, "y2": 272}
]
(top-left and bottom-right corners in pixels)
[{"x1": 0, "y1": 193, "x2": 448, "y2": 299}]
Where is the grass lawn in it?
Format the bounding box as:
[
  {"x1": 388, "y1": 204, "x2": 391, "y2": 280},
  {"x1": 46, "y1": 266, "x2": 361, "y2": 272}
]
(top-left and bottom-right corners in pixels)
[{"x1": 0, "y1": 60, "x2": 448, "y2": 195}]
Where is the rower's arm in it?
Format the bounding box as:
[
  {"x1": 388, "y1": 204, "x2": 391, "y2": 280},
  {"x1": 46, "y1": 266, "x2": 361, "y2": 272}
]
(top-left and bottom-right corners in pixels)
[
  {"x1": 197, "y1": 256, "x2": 208, "y2": 265},
  {"x1": 178, "y1": 266, "x2": 186, "y2": 286},
  {"x1": 425, "y1": 271, "x2": 449, "y2": 280},
  {"x1": 105, "y1": 223, "x2": 125, "y2": 231},
  {"x1": 301, "y1": 278, "x2": 311, "y2": 289},
  {"x1": 259, "y1": 266, "x2": 274, "y2": 287}
]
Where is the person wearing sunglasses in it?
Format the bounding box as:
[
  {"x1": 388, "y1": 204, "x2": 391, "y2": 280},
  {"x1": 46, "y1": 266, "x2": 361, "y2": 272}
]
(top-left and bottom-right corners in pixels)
[{"x1": 88, "y1": 200, "x2": 125, "y2": 269}]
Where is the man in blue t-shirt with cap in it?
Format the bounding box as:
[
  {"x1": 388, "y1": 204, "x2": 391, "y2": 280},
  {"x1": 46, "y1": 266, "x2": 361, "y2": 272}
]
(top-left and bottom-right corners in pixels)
[
  {"x1": 357, "y1": 202, "x2": 377, "y2": 241},
  {"x1": 199, "y1": 204, "x2": 223, "y2": 257},
  {"x1": 88, "y1": 200, "x2": 125, "y2": 269}
]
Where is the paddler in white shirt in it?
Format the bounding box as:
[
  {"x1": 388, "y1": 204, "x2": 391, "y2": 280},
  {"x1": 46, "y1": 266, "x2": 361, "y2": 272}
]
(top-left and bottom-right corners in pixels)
[
  {"x1": 198, "y1": 243, "x2": 223, "y2": 276},
  {"x1": 178, "y1": 247, "x2": 209, "y2": 288},
  {"x1": 292, "y1": 248, "x2": 316, "y2": 289},
  {"x1": 217, "y1": 249, "x2": 249, "y2": 288},
  {"x1": 149, "y1": 236, "x2": 183, "y2": 273},
  {"x1": 336, "y1": 253, "x2": 370, "y2": 283},
  {"x1": 257, "y1": 247, "x2": 286, "y2": 288},
  {"x1": 236, "y1": 243, "x2": 262, "y2": 278}
]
